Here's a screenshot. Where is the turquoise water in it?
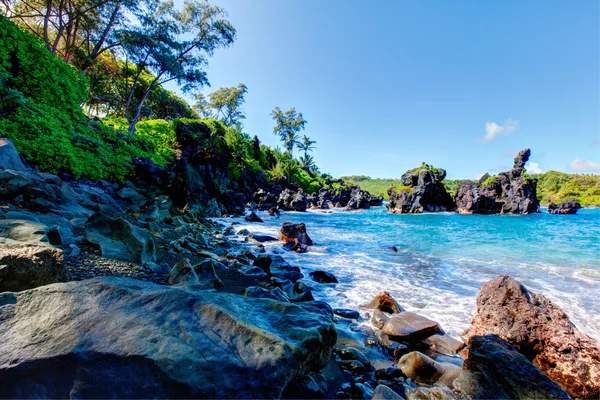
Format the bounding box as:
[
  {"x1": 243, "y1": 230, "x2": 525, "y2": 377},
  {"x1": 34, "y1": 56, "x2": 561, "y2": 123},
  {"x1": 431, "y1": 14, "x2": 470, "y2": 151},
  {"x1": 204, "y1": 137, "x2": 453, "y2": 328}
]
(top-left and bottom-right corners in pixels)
[{"x1": 230, "y1": 206, "x2": 600, "y2": 339}]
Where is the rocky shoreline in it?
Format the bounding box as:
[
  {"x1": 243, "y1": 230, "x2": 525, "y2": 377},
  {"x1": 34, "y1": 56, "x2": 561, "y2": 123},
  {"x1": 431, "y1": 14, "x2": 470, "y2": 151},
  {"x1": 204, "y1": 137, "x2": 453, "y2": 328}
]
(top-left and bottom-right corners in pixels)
[{"x1": 1, "y1": 136, "x2": 599, "y2": 399}]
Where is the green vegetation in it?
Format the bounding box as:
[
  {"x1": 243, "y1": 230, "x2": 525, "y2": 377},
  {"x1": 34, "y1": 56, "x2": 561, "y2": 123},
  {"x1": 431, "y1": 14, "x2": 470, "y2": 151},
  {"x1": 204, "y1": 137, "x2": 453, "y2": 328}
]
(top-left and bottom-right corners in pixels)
[
  {"x1": 533, "y1": 171, "x2": 600, "y2": 206},
  {"x1": 481, "y1": 175, "x2": 497, "y2": 187},
  {"x1": 406, "y1": 163, "x2": 445, "y2": 178},
  {"x1": 341, "y1": 177, "x2": 402, "y2": 199}
]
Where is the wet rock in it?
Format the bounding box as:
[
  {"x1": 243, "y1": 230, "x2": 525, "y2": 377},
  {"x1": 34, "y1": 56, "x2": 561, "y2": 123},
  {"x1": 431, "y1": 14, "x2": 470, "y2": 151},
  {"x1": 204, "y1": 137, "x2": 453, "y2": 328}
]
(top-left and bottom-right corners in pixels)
[
  {"x1": 0, "y1": 277, "x2": 336, "y2": 399},
  {"x1": 398, "y1": 351, "x2": 461, "y2": 387},
  {"x1": 371, "y1": 309, "x2": 391, "y2": 329},
  {"x1": 279, "y1": 222, "x2": 313, "y2": 253},
  {"x1": 247, "y1": 234, "x2": 277, "y2": 243},
  {"x1": 244, "y1": 212, "x2": 263, "y2": 223},
  {"x1": 167, "y1": 259, "x2": 198, "y2": 285},
  {"x1": 336, "y1": 347, "x2": 371, "y2": 368},
  {"x1": 361, "y1": 291, "x2": 404, "y2": 314},
  {"x1": 383, "y1": 312, "x2": 442, "y2": 342},
  {"x1": 375, "y1": 367, "x2": 405, "y2": 381},
  {"x1": 309, "y1": 270, "x2": 338, "y2": 284},
  {"x1": 0, "y1": 219, "x2": 48, "y2": 244},
  {"x1": 117, "y1": 187, "x2": 139, "y2": 199},
  {"x1": 278, "y1": 189, "x2": 308, "y2": 212},
  {"x1": 270, "y1": 278, "x2": 314, "y2": 302},
  {"x1": 423, "y1": 334, "x2": 465, "y2": 356},
  {"x1": 453, "y1": 334, "x2": 570, "y2": 400},
  {"x1": 387, "y1": 343, "x2": 411, "y2": 361},
  {"x1": 0, "y1": 244, "x2": 64, "y2": 292},
  {"x1": 334, "y1": 309, "x2": 360, "y2": 319},
  {"x1": 237, "y1": 228, "x2": 250, "y2": 235},
  {"x1": 5, "y1": 211, "x2": 39, "y2": 222},
  {"x1": 372, "y1": 384, "x2": 403, "y2": 400},
  {"x1": 464, "y1": 275, "x2": 600, "y2": 398},
  {"x1": 341, "y1": 360, "x2": 366, "y2": 374},
  {"x1": 85, "y1": 213, "x2": 156, "y2": 264},
  {"x1": 252, "y1": 255, "x2": 272, "y2": 274},
  {"x1": 548, "y1": 200, "x2": 582, "y2": 215}
]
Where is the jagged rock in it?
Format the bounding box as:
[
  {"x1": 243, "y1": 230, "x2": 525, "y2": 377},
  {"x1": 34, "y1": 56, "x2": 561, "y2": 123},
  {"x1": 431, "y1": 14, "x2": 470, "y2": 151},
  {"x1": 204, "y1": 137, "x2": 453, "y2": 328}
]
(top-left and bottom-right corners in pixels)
[
  {"x1": 278, "y1": 189, "x2": 308, "y2": 212},
  {"x1": 0, "y1": 138, "x2": 26, "y2": 171},
  {"x1": 382, "y1": 312, "x2": 443, "y2": 341},
  {"x1": 398, "y1": 351, "x2": 461, "y2": 386},
  {"x1": 279, "y1": 222, "x2": 313, "y2": 253},
  {"x1": 464, "y1": 275, "x2": 600, "y2": 398},
  {"x1": 309, "y1": 270, "x2": 338, "y2": 284},
  {"x1": 360, "y1": 291, "x2": 404, "y2": 314},
  {"x1": 132, "y1": 157, "x2": 170, "y2": 188},
  {"x1": 84, "y1": 212, "x2": 156, "y2": 264},
  {"x1": 252, "y1": 255, "x2": 272, "y2": 274},
  {"x1": 0, "y1": 277, "x2": 336, "y2": 398},
  {"x1": 513, "y1": 148, "x2": 530, "y2": 169},
  {"x1": 4, "y1": 211, "x2": 39, "y2": 222},
  {"x1": 168, "y1": 258, "x2": 198, "y2": 285},
  {"x1": 387, "y1": 166, "x2": 454, "y2": 214},
  {"x1": 548, "y1": 200, "x2": 582, "y2": 214},
  {"x1": 372, "y1": 309, "x2": 391, "y2": 329},
  {"x1": 455, "y1": 180, "x2": 496, "y2": 214},
  {"x1": 117, "y1": 187, "x2": 139, "y2": 199},
  {"x1": 453, "y1": 334, "x2": 570, "y2": 400},
  {"x1": 244, "y1": 212, "x2": 263, "y2": 223},
  {"x1": 0, "y1": 244, "x2": 64, "y2": 292},
  {"x1": 374, "y1": 367, "x2": 405, "y2": 381}
]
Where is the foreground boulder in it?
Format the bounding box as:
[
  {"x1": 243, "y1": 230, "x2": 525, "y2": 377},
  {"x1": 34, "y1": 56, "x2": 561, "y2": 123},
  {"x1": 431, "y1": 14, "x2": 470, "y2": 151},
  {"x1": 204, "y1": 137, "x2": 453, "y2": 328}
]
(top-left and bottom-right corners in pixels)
[
  {"x1": 0, "y1": 277, "x2": 336, "y2": 398},
  {"x1": 398, "y1": 351, "x2": 461, "y2": 386},
  {"x1": 279, "y1": 222, "x2": 313, "y2": 253},
  {"x1": 464, "y1": 275, "x2": 600, "y2": 398},
  {"x1": 548, "y1": 200, "x2": 582, "y2": 215},
  {"x1": 382, "y1": 312, "x2": 443, "y2": 342},
  {"x1": 387, "y1": 164, "x2": 454, "y2": 214},
  {"x1": 454, "y1": 335, "x2": 570, "y2": 399}
]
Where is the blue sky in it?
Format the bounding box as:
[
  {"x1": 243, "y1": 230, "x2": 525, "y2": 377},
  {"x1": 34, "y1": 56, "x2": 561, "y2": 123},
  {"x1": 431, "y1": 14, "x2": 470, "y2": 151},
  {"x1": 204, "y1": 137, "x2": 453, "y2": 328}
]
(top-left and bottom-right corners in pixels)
[{"x1": 172, "y1": 0, "x2": 599, "y2": 179}]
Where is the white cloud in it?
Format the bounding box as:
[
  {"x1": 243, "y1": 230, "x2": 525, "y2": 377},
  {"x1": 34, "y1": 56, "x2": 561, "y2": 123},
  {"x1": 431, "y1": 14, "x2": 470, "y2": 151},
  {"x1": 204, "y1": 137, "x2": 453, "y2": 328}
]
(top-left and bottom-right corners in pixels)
[
  {"x1": 568, "y1": 158, "x2": 600, "y2": 173},
  {"x1": 483, "y1": 118, "x2": 519, "y2": 142},
  {"x1": 527, "y1": 161, "x2": 543, "y2": 174}
]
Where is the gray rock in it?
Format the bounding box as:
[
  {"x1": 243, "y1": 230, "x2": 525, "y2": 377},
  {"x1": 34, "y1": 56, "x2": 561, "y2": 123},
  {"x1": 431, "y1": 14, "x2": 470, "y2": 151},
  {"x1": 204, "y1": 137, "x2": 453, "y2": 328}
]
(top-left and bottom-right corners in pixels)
[
  {"x1": 382, "y1": 312, "x2": 442, "y2": 341},
  {"x1": 0, "y1": 277, "x2": 336, "y2": 398},
  {"x1": 399, "y1": 351, "x2": 461, "y2": 387},
  {"x1": 243, "y1": 286, "x2": 291, "y2": 302},
  {"x1": 0, "y1": 138, "x2": 26, "y2": 171},
  {"x1": 85, "y1": 213, "x2": 156, "y2": 264},
  {"x1": 118, "y1": 187, "x2": 138, "y2": 199},
  {"x1": 0, "y1": 244, "x2": 64, "y2": 292},
  {"x1": 423, "y1": 334, "x2": 465, "y2": 356}
]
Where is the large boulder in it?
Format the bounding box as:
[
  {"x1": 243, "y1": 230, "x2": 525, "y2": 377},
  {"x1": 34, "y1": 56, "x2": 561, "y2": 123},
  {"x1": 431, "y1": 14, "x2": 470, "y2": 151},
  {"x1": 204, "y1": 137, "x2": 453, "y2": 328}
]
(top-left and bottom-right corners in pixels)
[
  {"x1": 464, "y1": 275, "x2": 600, "y2": 398},
  {"x1": 382, "y1": 312, "x2": 443, "y2": 342},
  {"x1": 387, "y1": 166, "x2": 454, "y2": 214},
  {"x1": 398, "y1": 351, "x2": 461, "y2": 386},
  {"x1": 0, "y1": 277, "x2": 337, "y2": 398},
  {"x1": 453, "y1": 334, "x2": 570, "y2": 399},
  {"x1": 279, "y1": 222, "x2": 313, "y2": 253},
  {"x1": 85, "y1": 213, "x2": 156, "y2": 264},
  {"x1": 548, "y1": 200, "x2": 582, "y2": 215},
  {"x1": 0, "y1": 138, "x2": 26, "y2": 171},
  {"x1": 0, "y1": 244, "x2": 64, "y2": 292},
  {"x1": 455, "y1": 180, "x2": 496, "y2": 214},
  {"x1": 278, "y1": 189, "x2": 308, "y2": 212}
]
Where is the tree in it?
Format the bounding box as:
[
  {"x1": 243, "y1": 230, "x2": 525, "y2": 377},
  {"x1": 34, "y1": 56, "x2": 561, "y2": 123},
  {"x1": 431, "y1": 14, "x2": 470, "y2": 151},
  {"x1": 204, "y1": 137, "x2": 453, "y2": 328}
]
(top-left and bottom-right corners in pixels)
[
  {"x1": 2, "y1": 0, "x2": 142, "y2": 69},
  {"x1": 299, "y1": 154, "x2": 316, "y2": 170},
  {"x1": 119, "y1": 0, "x2": 235, "y2": 132},
  {"x1": 298, "y1": 135, "x2": 316, "y2": 159},
  {"x1": 206, "y1": 83, "x2": 247, "y2": 126},
  {"x1": 270, "y1": 106, "x2": 306, "y2": 156}
]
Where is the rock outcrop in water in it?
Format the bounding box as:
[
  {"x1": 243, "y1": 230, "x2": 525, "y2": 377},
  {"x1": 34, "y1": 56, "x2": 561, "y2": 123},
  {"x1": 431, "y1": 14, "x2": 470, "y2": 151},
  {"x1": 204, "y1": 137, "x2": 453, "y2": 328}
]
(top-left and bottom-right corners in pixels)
[
  {"x1": 0, "y1": 277, "x2": 336, "y2": 398},
  {"x1": 548, "y1": 200, "x2": 582, "y2": 214},
  {"x1": 387, "y1": 164, "x2": 454, "y2": 213},
  {"x1": 464, "y1": 275, "x2": 600, "y2": 398},
  {"x1": 455, "y1": 149, "x2": 540, "y2": 214}
]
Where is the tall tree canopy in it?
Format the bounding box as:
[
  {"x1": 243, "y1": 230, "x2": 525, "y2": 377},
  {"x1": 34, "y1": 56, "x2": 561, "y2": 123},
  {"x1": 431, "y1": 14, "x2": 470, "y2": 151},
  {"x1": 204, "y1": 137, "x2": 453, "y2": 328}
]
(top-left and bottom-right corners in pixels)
[
  {"x1": 119, "y1": 0, "x2": 235, "y2": 132},
  {"x1": 1, "y1": 0, "x2": 143, "y2": 69},
  {"x1": 270, "y1": 106, "x2": 306, "y2": 156},
  {"x1": 194, "y1": 83, "x2": 247, "y2": 127}
]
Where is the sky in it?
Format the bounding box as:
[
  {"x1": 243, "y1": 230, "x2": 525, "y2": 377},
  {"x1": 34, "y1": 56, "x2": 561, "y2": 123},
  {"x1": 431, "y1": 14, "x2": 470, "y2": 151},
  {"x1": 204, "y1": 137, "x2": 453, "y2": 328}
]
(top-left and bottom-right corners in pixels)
[{"x1": 170, "y1": 0, "x2": 599, "y2": 179}]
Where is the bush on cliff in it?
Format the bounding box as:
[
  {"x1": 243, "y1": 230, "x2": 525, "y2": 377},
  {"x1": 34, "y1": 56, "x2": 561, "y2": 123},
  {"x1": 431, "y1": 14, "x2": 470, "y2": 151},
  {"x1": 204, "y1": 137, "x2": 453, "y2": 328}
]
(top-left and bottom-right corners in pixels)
[{"x1": 0, "y1": 17, "x2": 164, "y2": 181}]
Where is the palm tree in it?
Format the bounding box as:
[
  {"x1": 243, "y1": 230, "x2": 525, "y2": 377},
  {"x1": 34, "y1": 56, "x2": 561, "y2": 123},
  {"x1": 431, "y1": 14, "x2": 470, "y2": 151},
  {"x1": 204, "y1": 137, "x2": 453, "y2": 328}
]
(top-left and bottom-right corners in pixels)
[
  {"x1": 298, "y1": 135, "x2": 317, "y2": 159},
  {"x1": 299, "y1": 154, "x2": 316, "y2": 170}
]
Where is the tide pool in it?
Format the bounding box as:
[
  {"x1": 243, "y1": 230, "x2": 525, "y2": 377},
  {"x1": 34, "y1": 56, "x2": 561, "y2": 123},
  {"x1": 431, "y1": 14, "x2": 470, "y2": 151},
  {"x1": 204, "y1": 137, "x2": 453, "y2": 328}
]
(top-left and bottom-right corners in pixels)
[{"x1": 228, "y1": 206, "x2": 600, "y2": 339}]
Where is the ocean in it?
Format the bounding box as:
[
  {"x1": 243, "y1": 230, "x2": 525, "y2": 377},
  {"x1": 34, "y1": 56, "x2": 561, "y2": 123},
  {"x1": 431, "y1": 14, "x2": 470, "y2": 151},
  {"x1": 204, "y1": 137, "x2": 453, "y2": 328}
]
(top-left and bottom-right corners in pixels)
[{"x1": 227, "y1": 206, "x2": 600, "y2": 340}]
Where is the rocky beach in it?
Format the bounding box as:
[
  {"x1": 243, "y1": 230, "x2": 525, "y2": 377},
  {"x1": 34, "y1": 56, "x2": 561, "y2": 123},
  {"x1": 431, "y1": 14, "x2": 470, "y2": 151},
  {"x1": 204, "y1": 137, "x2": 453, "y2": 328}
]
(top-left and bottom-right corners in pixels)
[{"x1": 1, "y1": 134, "x2": 599, "y2": 399}]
